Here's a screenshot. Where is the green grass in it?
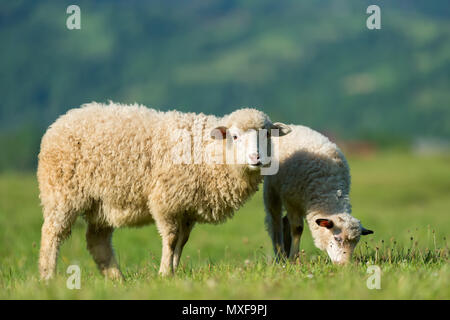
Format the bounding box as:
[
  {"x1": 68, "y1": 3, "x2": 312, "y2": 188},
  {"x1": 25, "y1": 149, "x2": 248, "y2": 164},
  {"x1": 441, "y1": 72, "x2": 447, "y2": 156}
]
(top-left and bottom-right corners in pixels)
[{"x1": 0, "y1": 152, "x2": 449, "y2": 299}]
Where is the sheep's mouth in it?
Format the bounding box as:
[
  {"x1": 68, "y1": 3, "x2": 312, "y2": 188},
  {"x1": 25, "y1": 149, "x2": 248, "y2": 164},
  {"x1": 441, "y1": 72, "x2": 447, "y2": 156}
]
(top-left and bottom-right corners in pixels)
[
  {"x1": 248, "y1": 161, "x2": 272, "y2": 170},
  {"x1": 261, "y1": 161, "x2": 272, "y2": 168},
  {"x1": 248, "y1": 161, "x2": 263, "y2": 169}
]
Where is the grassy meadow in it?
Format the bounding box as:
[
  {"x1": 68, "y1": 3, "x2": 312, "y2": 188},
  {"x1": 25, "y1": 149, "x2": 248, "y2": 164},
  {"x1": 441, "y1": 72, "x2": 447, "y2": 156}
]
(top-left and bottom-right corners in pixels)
[{"x1": 0, "y1": 152, "x2": 448, "y2": 299}]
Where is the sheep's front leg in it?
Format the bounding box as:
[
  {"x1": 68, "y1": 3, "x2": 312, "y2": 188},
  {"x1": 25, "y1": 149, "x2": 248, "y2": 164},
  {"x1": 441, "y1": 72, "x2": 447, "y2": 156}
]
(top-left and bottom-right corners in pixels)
[
  {"x1": 155, "y1": 216, "x2": 180, "y2": 276},
  {"x1": 286, "y1": 206, "x2": 304, "y2": 261},
  {"x1": 264, "y1": 184, "x2": 284, "y2": 260},
  {"x1": 288, "y1": 221, "x2": 304, "y2": 261},
  {"x1": 282, "y1": 216, "x2": 292, "y2": 257},
  {"x1": 271, "y1": 215, "x2": 285, "y2": 260}
]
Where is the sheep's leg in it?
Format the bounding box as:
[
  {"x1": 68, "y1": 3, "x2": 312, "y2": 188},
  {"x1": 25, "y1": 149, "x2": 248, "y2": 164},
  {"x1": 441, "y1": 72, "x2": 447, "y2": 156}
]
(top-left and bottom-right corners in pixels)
[
  {"x1": 39, "y1": 209, "x2": 77, "y2": 280},
  {"x1": 173, "y1": 218, "x2": 195, "y2": 271},
  {"x1": 155, "y1": 216, "x2": 180, "y2": 276},
  {"x1": 86, "y1": 224, "x2": 123, "y2": 281},
  {"x1": 263, "y1": 183, "x2": 285, "y2": 260},
  {"x1": 286, "y1": 205, "x2": 304, "y2": 261},
  {"x1": 282, "y1": 216, "x2": 292, "y2": 257},
  {"x1": 288, "y1": 221, "x2": 304, "y2": 261}
]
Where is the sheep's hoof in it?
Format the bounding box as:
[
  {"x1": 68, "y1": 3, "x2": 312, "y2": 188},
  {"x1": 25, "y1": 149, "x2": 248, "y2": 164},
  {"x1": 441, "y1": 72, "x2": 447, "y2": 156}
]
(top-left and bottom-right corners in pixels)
[
  {"x1": 39, "y1": 270, "x2": 55, "y2": 283},
  {"x1": 103, "y1": 268, "x2": 124, "y2": 282},
  {"x1": 158, "y1": 269, "x2": 174, "y2": 277},
  {"x1": 39, "y1": 276, "x2": 53, "y2": 284}
]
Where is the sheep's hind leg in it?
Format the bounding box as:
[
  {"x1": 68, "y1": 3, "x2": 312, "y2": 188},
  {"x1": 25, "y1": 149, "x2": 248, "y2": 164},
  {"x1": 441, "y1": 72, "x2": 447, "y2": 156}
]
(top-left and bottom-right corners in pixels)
[
  {"x1": 39, "y1": 208, "x2": 78, "y2": 281},
  {"x1": 173, "y1": 217, "x2": 195, "y2": 271},
  {"x1": 86, "y1": 224, "x2": 123, "y2": 281}
]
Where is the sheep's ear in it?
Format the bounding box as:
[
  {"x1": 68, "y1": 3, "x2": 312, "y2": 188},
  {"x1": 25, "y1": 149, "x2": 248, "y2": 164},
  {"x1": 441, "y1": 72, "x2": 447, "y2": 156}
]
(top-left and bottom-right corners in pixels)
[
  {"x1": 271, "y1": 122, "x2": 292, "y2": 136},
  {"x1": 210, "y1": 126, "x2": 228, "y2": 140},
  {"x1": 361, "y1": 227, "x2": 374, "y2": 236},
  {"x1": 316, "y1": 218, "x2": 334, "y2": 229}
]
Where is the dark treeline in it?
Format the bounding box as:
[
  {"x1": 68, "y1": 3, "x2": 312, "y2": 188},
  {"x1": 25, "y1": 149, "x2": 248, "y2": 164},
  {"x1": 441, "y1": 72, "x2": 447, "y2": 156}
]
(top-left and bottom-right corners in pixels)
[{"x1": 1, "y1": 0, "x2": 449, "y2": 171}]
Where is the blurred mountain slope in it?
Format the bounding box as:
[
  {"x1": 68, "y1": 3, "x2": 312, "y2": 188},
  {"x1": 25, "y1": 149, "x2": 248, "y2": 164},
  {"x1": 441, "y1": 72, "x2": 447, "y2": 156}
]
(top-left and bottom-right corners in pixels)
[{"x1": 0, "y1": 0, "x2": 449, "y2": 170}]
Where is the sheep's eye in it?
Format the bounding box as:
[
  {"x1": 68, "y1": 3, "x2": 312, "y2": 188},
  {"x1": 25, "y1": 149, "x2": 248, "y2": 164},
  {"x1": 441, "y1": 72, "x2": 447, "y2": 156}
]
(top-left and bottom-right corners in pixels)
[
  {"x1": 232, "y1": 135, "x2": 238, "y2": 140},
  {"x1": 334, "y1": 236, "x2": 343, "y2": 243}
]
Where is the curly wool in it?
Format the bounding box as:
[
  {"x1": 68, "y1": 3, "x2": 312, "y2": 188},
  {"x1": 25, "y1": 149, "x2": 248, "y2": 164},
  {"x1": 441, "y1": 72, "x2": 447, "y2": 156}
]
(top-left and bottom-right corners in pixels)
[
  {"x1": 266, "y1": 125, "x2": 352, "y2": 215},
  {"x1": 37, "y1": 102, "x2": 281, "y2": 280},
  {"x1": 37, "y1": 102, "x2": 270, "y2": 228},
  {"x1": 264, "y1": 125, "x2": 363, "y2": 253}
]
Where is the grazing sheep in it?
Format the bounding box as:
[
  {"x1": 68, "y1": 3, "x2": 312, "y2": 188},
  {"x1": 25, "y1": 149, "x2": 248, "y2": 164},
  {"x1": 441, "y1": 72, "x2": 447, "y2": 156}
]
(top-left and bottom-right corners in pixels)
[
  {"x1": 38, "y1": 102, "x2": 291, "y2": 280},
  {"x1": 264, "y1": 125, "x2": 373, "y2": 264}
]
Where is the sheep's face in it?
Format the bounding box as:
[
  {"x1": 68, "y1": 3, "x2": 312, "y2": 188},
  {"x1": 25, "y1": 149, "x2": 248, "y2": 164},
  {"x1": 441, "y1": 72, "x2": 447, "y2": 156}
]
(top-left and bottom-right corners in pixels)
[
  {"x1": 210, "y1": 123, "x2": 291, "y2": 171},
  {"x1": 312, "y1": 214, "x2": 373, "y2": 265}
]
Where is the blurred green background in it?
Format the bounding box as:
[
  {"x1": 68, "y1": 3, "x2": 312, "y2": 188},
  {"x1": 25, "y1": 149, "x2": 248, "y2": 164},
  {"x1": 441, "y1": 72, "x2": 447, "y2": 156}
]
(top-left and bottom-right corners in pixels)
[
  {"x1": 0, "y1": 0, "x2": 449, "y2": 299},
  {"x1": 1, "y1": 0, "x2": 449, "y2": 171}
]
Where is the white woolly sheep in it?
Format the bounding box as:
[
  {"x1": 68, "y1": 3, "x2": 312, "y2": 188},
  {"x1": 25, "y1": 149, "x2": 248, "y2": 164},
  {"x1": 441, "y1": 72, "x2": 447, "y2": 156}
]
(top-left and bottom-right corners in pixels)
[
  {"x1": 38, "y1": 102, "x2": 291, "y2": 280},
  {"x1": 264, "y1": 125, "x2": 373, "y2": 264}
]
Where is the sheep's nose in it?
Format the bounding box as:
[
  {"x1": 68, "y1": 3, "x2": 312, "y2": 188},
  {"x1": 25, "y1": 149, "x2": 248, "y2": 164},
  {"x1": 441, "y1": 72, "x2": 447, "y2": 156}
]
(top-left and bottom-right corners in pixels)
[
  {"x1": 249, "y1": 153, "x2": 259, "y2": 161},
  {"x1": 249, "y1": 153, "x2": 260, "y2": 163}
]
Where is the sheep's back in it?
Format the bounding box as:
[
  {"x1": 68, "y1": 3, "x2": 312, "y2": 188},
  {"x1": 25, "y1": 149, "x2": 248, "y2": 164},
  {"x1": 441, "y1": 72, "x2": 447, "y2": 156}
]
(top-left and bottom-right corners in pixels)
[
  {"x1": 37, "y1": 103, "x2": 159, "y2": 217},
  {"x1": 267, "y1": 125, "x2": 350, "y2": 210}
]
